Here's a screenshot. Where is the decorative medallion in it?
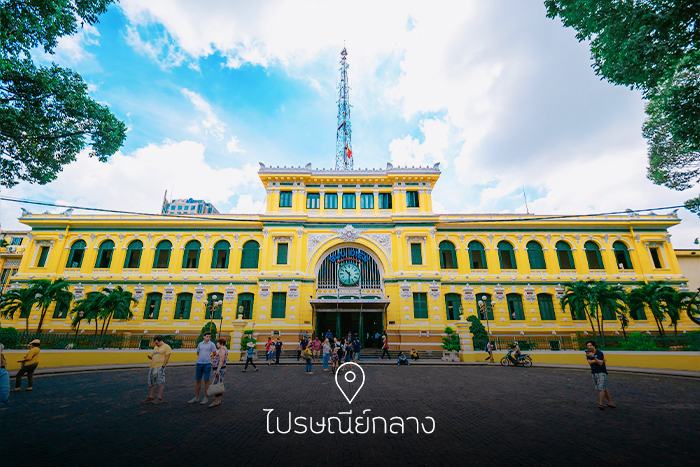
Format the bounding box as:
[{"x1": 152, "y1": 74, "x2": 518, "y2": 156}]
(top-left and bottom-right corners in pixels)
[
  {"x1": 259, "y1": 281, "x2": 271, "y2": 300},
  {"x1": 133, "y1": 283, "x2": 145, "y2": 301},
  {"x1": 462, "y1": 283, "x2": 475, "y2": 303},
  {"x1": 163, "y1": 283, "x2": 176, "y2": 302},
  {"x1": 193, "y1": 283, "x2": 206, "y2": 302},
  {"x1": 334, "y1": 224, "x2": 365, "y2": 242},
  {"x1": 224, "y1": 283, "x2": 237, "y2": 301},
  {"x1": 428, "y1": 281, "x2": 441, "y2": 301},
  {"x1": 287, "y1": 281, "x2": 300, "y2": 300},
  {"x1": 523, "y1": 284, "x2": 536, "y2": 303},
  {"x1": 493, "y1": 284, "x2": 506, "y2": 303},
  {"x1": 399, "y1": 281, "x2": 412, "y2": 300},
  {"x1": 73, "y1": 283, "x2": 85, "y2": 301},
  {"x1": 554, "y1": 283, "x2": 565, "y2": 300}
]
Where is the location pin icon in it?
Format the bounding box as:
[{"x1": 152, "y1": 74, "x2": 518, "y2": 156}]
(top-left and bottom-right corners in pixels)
[{"x1": 335, "y1": 362, "x2": 365, "y2": 404}]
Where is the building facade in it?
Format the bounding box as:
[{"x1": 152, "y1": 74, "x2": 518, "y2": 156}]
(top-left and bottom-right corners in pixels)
[
  {"x1": 3, "y1": 163, "x2": 697, "y2": 350},
  {"x1": 161, "y1": 196, "x2": 219, "y2": 215}
]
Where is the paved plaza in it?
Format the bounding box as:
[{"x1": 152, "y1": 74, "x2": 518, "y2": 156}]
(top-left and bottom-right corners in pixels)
[{"x1": 2, "y1": 364, "x2": 699, "y2": 466}]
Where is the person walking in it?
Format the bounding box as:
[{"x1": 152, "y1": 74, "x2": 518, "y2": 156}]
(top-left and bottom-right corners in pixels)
[
  {"x1": 312, "y1": 337, "x2": 322, "y2": 363},
  {"x1": 265, "y1": 337, "x2": 273, "y2": 363},
  {"x1": 142, "y1": 335, "x2": 171, "y2": 405},
  {"x1": 325, "y1": 329, "x2": 333, "y2": 341},
  {"x1": 188, "y1": 331, "x2": 217, "y2": 405},
  {"x1": 330, "y1": 341, "x2": 340, "y2": 374},
  {"x1": 208, "y1": 337, "x2": 228, "y2": 408},
  {"x1": 586, "y1": 340, "x2": 616, "y2": 410},
  {"x1": 380, "y1": 335, "x2": 391, "y2": 360},
  {"x1": 242, "y1": 341, "x2": 258, "y2": 372},
  {"x1": 485, "y1": 341, "x2": 495, "y2": 363},
  {"x1": 267, "y1": 340, "x2": 276, "y2": 365},
  {"x1": 0, "y1": 343, "x2": 9, "y2": 406},
  {"x1": 322, "y1": 338, "x2": 331, "y2": 372},
  {"x1": 343, "y1": 339, "x2": 353, "y2": 363},
  {"x1": 302, "y1": 345, "x2": 313, "y2": 374},
  {"x1": 352, "y1": 338, "x2": 362, "y2": 362},
  {"x1": 12, "y1": 339, "x2": 41, "y2": 392},
  {"x1": 274, "y1": 337, "x2": 283, "y2": 365}
]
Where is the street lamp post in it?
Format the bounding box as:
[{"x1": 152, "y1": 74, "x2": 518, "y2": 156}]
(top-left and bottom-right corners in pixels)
[
  {"x1": 203, "y1": 294, "x2": 223, "y2": 335},
  {"x1": 477, "y1": 295, "x2": 492, "y2": 337}
]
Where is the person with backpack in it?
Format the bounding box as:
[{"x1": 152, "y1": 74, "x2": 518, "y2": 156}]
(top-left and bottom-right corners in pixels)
[{"x1": 302, "y1": 345, "x2": 313, "y2": 374}]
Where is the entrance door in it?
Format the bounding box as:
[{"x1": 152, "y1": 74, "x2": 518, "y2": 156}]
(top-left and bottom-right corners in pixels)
[{"x1": 314, "y1": 312, "x2": 384, "y2": 347}]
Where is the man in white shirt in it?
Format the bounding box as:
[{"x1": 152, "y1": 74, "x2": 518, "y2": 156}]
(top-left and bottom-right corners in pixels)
[{"x1": 188, "y1": 331, "x2": 218, "y2": 405}]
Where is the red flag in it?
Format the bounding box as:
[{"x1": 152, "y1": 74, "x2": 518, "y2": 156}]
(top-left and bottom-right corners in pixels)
[{"x1": 346, "y1": 147, "x2": 352, "y2": 158}]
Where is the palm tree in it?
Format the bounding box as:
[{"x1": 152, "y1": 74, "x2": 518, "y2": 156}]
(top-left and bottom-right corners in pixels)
[
  {"x1": 31, "y1": 278, "x2": 72, "y2": 333},
  {"x1": 627, "y1": 282, "x2": 670, "y2": 337},
  {"x1": 0, "y1": 287, "x2": 39, "y2": 333},
  {"x1": 99, "y1": 286, "x2": 137, "y2": 345},
  {"x1": 560, "y1": 281, "x2": 597, "y2": 337},
  {"x1": 682, "y1": 288, "x2": 700, "y2": 326},
  {"x1": 588, "y1": 282, "x2": 627, "y2": 347},
  {"x1": 70, "y1": 292, "x2": 106, "y2": 345}
]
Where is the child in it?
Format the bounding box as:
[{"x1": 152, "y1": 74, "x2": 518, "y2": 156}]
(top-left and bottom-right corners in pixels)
[
  {"x1": 410, "y1": 349, "x2": 419, "y2": 361},
  {"x1": 397, "y1": 351, "x2": 410, "y2": 366},
  {"x1": 267, "y1": 343, "x2": 275, "y2": 365}
]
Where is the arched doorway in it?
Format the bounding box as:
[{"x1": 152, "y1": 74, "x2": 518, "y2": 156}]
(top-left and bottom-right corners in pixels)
[{"x1": 311, "y1": 244, "x2": 389, "y2": 347}]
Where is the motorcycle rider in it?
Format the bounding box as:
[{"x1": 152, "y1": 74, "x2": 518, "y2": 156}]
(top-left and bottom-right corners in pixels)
[{"x1": 509, "y1": 341, "x2": 521, "y2": 365}]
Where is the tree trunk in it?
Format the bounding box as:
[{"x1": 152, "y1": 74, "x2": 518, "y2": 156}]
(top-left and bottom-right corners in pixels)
[
  {"x1": 36, "y1": 305, "x2": 48, "y2": 333},
  {"x1": 653, "y1": 315, "x2": 665, "y2": 337},
  {"x1": 596, "y1": 307, "x2": 605, "y2": 348}
]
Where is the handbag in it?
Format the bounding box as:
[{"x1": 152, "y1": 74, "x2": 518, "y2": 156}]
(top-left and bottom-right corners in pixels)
[{"x1": 207, "y1": 380, "x2": 225, "y2": 396}]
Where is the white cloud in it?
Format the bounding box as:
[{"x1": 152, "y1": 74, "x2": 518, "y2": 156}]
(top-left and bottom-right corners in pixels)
[
  {"x1": 229, "y1": 194, "x2": 265, "y2": 214},
  {"x1": 181, "y1": 88, "x2": 226, "y2": 140},
  {"x1": 389, "y1": 117, "x2": 451, "y2": 168},
  {"x1": 124, "y1": 25, "x2": 189, "y2": 69},
  {"x1": 51, "y1": 23, "x2": 100, "y2": 64},
  {"x1": 0, "y1": 141, "x2": 259, "y2": 230},
  {"x1": 227, "y1": 136, "x2": 246, "y2": 154}
]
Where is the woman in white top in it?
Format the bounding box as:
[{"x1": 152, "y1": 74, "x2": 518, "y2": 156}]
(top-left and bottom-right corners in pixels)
[{"x1": 322, "y1": 339, "x2": 331, "y2": 372}]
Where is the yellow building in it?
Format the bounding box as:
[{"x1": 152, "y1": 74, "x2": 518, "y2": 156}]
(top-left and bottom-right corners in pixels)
[{"x1": 3, "y1": 163, "x2": 698, "y2": 350}]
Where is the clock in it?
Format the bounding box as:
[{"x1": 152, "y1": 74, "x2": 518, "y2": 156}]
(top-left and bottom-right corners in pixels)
[{"x1": 338, "y1": 262, "x2": 360, "y2": 286}]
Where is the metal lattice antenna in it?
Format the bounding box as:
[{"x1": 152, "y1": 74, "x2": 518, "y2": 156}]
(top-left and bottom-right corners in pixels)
[{"x1": 335, "y1": 47, "x2": 352, "y2": 170}]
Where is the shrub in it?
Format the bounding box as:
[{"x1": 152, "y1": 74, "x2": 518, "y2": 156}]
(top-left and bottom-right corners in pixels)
[
  {"x1": 0, "y1": 326, "x2": 20, "y2": 349},
  {"x1": 241, "y1": 329, "x2": 256, "y2": 351},
  {"x1": 196, "y1": 322, "x2": 217, "y2": 345},
  {"x1": 441, "y1": 326, "x2": 460, "y2": 352},
  {"x1": 619, "y1": 332, "x2": 659, "y2": 351},
  {"x1": 466, "y1": 315, "x2": 488, "y2": 350}
]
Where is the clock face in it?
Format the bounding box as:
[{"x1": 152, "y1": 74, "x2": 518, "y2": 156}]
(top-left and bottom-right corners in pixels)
[{"x1": 338, "y1": 262, "x2": 360, "y2": 286}]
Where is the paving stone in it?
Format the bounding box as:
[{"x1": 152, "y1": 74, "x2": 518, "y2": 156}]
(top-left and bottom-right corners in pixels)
[{"x1": 1, "y1": 365, "x2": 698, "y2": 466}]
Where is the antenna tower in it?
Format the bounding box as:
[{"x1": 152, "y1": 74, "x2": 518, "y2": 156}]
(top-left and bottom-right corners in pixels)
[{"x1": 335, "y1": 47, "x2": 353, "y2": 170}]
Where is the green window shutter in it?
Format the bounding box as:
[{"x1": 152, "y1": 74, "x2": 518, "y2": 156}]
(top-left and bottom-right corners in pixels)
[
  {"x1": 379, "y1": 193, "x2": 392, "y2": 209},
  {"x1": 175, "y1": 294, "x2": 192, "y2": 319},
  {"x1": 53, "y1": 301, "x2": 68, "y2": 318},
  {"x1": 613, "y1": 241, "x2": 632, "y2": 269},
  {"x1": 360, "y1": 193, "x2": 374, "y2": 209},
  {"x1": 537, "y1": 294, "x2": 555, "y2": 320},
  {"x1": 145, "y1": 294, "x2": 161, "y2": 319},
  {"x1": 279, "y1": 191, "x2": 292, "y2": 207},
  {"x1": 37, "y1": 247, "x2": 49, "y2": 267},
  {"x1": 507, "y1": 294, "x2": 524, "y2": 320},
  {"x1": 410, "y1": 243, "x2": 423, "y2": 265},
  {"x1": 584, "y1": 242, "x2": 603, "y2": 269},
  {"x1": 124, "y1": 241, "x2": 143, "y2": 268},
  {"x1": 445, "y1": 293, "x2": 462, "y2": 320},
  {"x1": 342, "y1": 193, "x2": 356, "y2": 209},
  {"x1": 556, "y1": 242, "x2": 574, "y2": 269},
  {"x1": 66, "y1": 240, "x2": 86, "y2": 268},
  {"x1": 241, "y1": 241, "x2": 260, "y2": 269},
  {"x1": 271, "y1": 292, "x2": 286, "y2": 318},
  {"x1": 211, "y1": 241, "x2": 230, "y2": 268},
  {"x1": 413, "y1": 293, "x2": 428, "y2": 319},
  {"x1": 237, "y1": 293, "x2": 255, "y2": 319},
  {"x1": 324, "y1": 193, "x2": 338, "y2": 209},
  {"x1": 306, "y1": 193, "x2": 320, "y2": 209},
  {"x1": 153, "y1": 241, "x2": 172, "y2": 268},
  {"x1": 406, "y1": 191, "x2": 420, "y2": 208},
  {"x1": 527, "y1": 242, "x2": 546, "y2": 269},
  {"x1": 277, "y1": 243, "x2": 289, "y2": 265}
]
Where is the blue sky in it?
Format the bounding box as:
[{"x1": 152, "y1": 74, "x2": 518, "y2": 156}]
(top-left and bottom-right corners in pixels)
[{"x1": 3, "y1": 0, "x2": 699, "y2": 247}]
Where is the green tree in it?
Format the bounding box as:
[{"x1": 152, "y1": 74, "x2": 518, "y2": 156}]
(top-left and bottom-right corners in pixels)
[
  {"x1": 70, "y1": 291, "x2": 105, "y2": 344},
  {"x1": 545, "y1": 1, "x2": 700, "y2": 210},
  {"x1": 627, "y1": 282, "x2": 674, "y2": 336},
  {"x1": 560, "y1": 281, "x2": 597, "y2": 337},
  {"x1": 99, "y1": 286, "x2": 136, "y2": 341},
  {"x1": 0, "y1": 286, "x2": 38, "y2": 333},
  {"x1": 588, "y1": 281, "x2": 627, "y2": 346},
  {"x1": 197, "y1": 322, "x2": 217, "y2": 345},
  {"x1": 441, "y1": 326, "x2": 460, "y2": 352},
  {"x1": 0, "y1": 0, "x2": 126, "y2": 188},
  {"x1": 30, "y1": 278, "x2": 72, "y2": 332}
]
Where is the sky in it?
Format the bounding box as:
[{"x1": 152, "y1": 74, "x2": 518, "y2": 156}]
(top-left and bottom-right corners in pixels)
[{"x1": 2, "y1": 0, "x2": 700, "y2": 247}]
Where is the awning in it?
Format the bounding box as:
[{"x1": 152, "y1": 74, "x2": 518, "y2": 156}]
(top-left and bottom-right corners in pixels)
[{"x1": 310, "y1": 299, "x2": 390, "y2": 313}]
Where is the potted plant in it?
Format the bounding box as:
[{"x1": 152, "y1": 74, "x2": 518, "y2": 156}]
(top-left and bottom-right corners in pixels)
[{"x1": 441, "y1": 326, "x2": 460, "y2": 361}]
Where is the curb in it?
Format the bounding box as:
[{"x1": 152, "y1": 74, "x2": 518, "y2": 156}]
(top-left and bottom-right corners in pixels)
[{"x1": 9, "y1": 359, "x2": 700, "y2": 379}]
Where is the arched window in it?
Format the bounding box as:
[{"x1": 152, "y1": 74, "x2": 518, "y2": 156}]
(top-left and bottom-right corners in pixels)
[
  {"x1": 174, "y1": 293, "x2": 192, "y2": 319},
  {"x1": 497, "y1": 241, "x2": 516, "y2": 269},
  {"x1": 527, "y1": 241, "x2": 546, "y2": 270},
  {"x1": 124, "y1": 240, "x2": 143, "y2": 268},
  {"x1": 537, "y1": 293, "x2": 555, "y2": 320},
  {"x1": 613, "y1": 241, "x2": 633, "y2": 270},
  {"x1": 144, "y1": 292, "x2": 162, "y2": 319},
  {"x1": 477, "y1": 293, "x2": 494, "y2": 320},
  {"x1": 439, "y1": 241, "x2": 458, "y2": 269},
  {"x1": 66, "y1": 240, "x2": 87, "y2": 268},
  {"x1": 241, "y1": 240, "x2": 260, "y2": 269},
  {"x1": 237, "y1": 292, "x2": 254, "y2": 319},
  {"x1": 211, "y1": 240, "x2": 230, "y2": 269},
  {"x1": 205, "y1": 292, "x2": 223, "y2": 320},
  {"x1": 468, "y1": 241, "x2": 487, "y2": 269},
  {"x1": 584, "y1": 241, "x2": 604, "y2": 270},
  {"x1": 153, "y1": 240, "x2": 172, "y2": 269},
  {"x1": 95, "y1": 240, "x2": 115, "y2": 269},
  {"x1": 555, "y1": 241, "x2": 575, "y2": 270},
  {"x1": 182, "y1": 240, "x2": 201, "y2": 268},
  {"x1": 507, "y1": 293, "x2": 524, "y2": 320},
  {"x1": 444, "y1": 293, "x2": 462, "y2": 320}
]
